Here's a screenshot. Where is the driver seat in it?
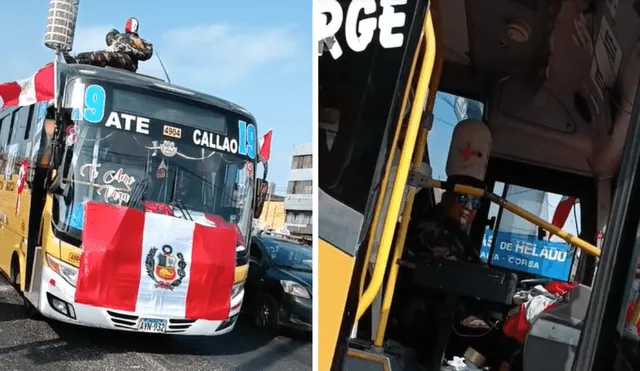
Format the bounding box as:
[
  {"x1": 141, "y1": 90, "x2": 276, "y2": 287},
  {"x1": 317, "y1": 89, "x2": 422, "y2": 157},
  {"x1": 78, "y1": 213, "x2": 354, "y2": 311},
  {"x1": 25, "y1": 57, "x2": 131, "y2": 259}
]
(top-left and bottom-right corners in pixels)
[{"x1": 522, "y1": 284, "x2": 592, "y2": 371}]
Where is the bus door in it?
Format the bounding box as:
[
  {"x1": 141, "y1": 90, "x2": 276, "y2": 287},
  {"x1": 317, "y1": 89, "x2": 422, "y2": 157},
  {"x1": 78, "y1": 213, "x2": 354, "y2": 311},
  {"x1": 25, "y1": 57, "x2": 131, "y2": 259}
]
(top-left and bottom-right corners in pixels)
[
  {"x1": 318, "y1": 1, "x2": 431, "y2": 369},
  {"x1": 572, "y1": 83, "x2": 640, "y2": 371}
]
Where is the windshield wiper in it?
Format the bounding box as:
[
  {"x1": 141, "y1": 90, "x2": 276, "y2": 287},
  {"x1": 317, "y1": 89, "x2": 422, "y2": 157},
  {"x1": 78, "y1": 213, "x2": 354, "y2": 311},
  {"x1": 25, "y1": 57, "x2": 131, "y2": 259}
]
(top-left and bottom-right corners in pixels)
[
  {"x1": 173, "y1": 199, "x2": 193, "y2": 221},
  {"x1": 170, "y1": 165, "x2": 193, "y2": 221},
  {"x1": 129, "y1": 178, "x2": 149, "y2": 210}
]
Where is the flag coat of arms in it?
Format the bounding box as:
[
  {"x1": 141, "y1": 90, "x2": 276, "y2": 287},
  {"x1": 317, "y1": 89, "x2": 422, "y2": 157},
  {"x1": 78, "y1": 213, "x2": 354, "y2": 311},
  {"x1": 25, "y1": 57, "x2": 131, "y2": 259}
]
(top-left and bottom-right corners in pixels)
[{"x1": 75, "y1": 202, "x2": 237, "y2": 321}]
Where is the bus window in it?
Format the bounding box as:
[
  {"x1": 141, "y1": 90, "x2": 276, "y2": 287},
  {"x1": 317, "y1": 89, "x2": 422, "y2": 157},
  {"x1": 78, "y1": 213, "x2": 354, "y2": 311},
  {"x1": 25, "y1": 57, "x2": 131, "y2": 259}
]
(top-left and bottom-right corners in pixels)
[
  {"x1": 9, "y1": 106, "x2": 31, "y2": 150},
  {"x1": 0, "y1": 113, "x2": 12, "y2": 150},
  {"x1": 482, "y1": 182, "x2": 580, "y2": 281}
]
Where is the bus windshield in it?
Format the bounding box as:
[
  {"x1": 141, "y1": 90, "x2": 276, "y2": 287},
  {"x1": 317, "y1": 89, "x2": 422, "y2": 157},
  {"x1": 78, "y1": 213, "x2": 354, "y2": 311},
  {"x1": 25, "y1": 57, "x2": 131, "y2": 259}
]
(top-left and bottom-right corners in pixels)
[{"x1": 52, "y1": 79, "x2": 257, "y2": 247}]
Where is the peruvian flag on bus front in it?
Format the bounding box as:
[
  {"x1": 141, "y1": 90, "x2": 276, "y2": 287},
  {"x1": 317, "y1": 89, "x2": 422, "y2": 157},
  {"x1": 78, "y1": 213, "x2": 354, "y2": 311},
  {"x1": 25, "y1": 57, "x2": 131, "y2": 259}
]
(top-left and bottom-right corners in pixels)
[{"x1": 75, "y1": 202, "x2": 236, "y2": 320}]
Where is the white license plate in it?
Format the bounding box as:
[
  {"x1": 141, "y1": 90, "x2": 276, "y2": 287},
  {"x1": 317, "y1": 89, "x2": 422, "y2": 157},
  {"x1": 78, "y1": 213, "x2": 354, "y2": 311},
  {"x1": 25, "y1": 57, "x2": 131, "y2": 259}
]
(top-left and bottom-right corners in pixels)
[{"x1": 138, "y1": 318, "x2": 167, "y2": 333}]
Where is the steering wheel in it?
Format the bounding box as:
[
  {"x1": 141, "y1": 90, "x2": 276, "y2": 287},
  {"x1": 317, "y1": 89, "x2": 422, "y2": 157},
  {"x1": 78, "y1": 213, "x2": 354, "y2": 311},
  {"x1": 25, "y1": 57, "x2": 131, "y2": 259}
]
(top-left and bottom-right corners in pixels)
[{"x1": 518, "y1": 277, "x2": 553, "y2": 290}]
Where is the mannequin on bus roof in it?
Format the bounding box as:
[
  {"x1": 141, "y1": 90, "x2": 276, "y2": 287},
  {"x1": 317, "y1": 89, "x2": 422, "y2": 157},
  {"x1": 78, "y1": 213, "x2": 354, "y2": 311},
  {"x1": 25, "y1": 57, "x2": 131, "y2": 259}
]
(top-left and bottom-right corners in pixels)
[{"x1": 64, "y1": 17, "x2": 153, "y2": 73}]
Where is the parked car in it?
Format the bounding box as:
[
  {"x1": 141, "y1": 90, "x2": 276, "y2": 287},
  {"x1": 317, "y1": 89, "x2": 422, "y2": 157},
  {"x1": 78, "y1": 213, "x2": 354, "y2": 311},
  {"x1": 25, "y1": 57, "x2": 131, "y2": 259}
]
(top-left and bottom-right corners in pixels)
[{"x1": 243, "y1": 235, "x2": 312, "y2": 334}]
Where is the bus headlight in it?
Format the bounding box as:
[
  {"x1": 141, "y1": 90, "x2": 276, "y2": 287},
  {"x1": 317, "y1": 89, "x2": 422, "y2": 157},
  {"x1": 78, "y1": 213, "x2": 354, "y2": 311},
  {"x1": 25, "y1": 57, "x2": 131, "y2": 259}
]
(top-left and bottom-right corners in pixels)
[
  {"x1": 46, "y1": 254, "x2": 78, "y2": 287},
  {"x1": 280, "y1": 280, "x2": 310, "y2": 299}
]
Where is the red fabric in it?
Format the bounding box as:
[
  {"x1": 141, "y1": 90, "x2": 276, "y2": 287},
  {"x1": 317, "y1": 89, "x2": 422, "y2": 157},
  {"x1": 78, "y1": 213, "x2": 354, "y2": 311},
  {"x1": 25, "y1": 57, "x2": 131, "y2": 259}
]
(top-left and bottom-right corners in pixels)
[
  {"x1": 549, "y1": 196, "x2": 576, "y2": 238},
  {"x1": 75, "y1": 202, "x2": 237, "y2": 320},
  {"x1": 205, "y1": 214, "x2": 245, "y2": 246},
  {"x1": 503, "y1": 281, "x2": 579, "y2": 343},
  {"x1": 186, "y1": 222, "x2": 237, "y2": 319},
  {"x1": 625, "y1": 302, "x2": 640, "y2": 336},
  {"x1": 544, "y1": 281, "x2": 578, "y2": 295},
  {"x1": 16, "y1": 159, "x2": 28, "y2": 194},
  {"x1": 0, "y1": 63, "x2": 54, "y2": 109},
  {"x1": 259, "y1": 129, "x2": 272, "y2": 162},
  {"x1": 75, "y1": 202, "x2": 144, "y2": 311},
  {"x1": 142, "y1": 201, "x2": 174, "y2": 216}
]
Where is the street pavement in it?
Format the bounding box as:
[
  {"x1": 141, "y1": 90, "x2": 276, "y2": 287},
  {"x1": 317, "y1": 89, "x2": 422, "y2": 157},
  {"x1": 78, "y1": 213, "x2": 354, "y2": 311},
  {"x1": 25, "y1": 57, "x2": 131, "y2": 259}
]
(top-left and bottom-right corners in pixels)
[{"x1": 0, "y1": 278, "x2": 312, "y2": 371}]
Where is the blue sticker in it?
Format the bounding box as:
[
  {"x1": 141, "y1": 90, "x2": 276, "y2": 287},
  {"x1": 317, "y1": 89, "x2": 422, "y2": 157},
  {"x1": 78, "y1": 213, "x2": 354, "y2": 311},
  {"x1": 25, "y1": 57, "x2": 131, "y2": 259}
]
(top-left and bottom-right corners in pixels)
[
  {"x1": 83, "y1": 84, "x2": 106, "y2": 123},
  {"x1": 480, "y1": 230, "x2": 576, "y2": 281},
  {"x1": 71, "y1": 108, "x2": 81, "y2": 121},
  {"x1": 68, "y1": 202, "x2": 85, "y2": 231},
  {"x1": 238, "y1": 120, "x2": 257, "y2": 159}
]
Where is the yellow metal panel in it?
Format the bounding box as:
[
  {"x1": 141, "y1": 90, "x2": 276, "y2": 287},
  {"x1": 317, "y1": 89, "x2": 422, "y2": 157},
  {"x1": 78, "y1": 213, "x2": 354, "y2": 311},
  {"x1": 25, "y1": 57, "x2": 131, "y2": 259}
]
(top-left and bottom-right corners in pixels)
[
  {"x1": 235, "y1": 263, "x2": 249, "y2": 283},
  {"x1": 0, "y1": 173, "x2": 32, "y2": 278},
  {"x1": 319, "y1": 238, "x2": 356, "y2": 371}
]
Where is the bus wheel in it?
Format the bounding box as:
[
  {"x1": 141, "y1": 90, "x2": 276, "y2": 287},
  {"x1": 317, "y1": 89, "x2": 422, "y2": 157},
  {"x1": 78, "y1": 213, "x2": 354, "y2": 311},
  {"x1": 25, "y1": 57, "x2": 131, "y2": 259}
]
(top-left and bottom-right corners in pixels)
[
  {"x1": 10, "y1": 255, "x2": 21, "y2": 291},
  {"x1": 22, "y1": 296, "x2": 41, "y2": 319},
  {"x1": 12, "y1": 261, "x2": 40, "y2": 319}
]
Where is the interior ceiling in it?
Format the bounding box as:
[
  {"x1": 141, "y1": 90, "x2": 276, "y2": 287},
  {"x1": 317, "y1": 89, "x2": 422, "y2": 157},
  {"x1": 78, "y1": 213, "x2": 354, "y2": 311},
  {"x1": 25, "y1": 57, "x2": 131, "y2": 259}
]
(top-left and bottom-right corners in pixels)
[{"x1": 438, "y1": 0, "x2": 640, "y2": 179}]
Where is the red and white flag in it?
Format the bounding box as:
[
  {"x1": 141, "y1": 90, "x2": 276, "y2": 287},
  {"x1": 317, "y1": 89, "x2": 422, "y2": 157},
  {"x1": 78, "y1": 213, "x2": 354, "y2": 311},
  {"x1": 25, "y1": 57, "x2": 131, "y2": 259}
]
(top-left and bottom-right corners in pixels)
[
  {"x1": 0, "y1": 63, "x2": 54, "y2": 109},
  {"x1": 549, "y1": 196, "x2": 576, "y2": 239},
  {"x1": 259, "y1": 129, "x2": 273, "y2": 162},
  {"x1": 75, "y1": 202, "x2": 237, "y2": 320}
]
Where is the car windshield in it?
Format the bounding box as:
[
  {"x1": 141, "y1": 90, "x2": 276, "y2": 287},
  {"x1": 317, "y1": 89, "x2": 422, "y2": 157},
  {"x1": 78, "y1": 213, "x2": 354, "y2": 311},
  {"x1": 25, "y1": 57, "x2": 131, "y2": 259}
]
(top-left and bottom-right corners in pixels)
[
  {"x1": 262, "y1": 238, "x2": 312, "y2": 272},
  {"x1": 51, "y1": 78, "x2": 257, "y2": 248}
]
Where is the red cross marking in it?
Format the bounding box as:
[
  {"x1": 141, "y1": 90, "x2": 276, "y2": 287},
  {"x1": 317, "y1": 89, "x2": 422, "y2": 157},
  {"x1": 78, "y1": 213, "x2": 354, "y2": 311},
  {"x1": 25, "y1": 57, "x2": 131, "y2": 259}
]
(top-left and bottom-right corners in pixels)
[{"x1": 458, "y1": 143, "x2": 475, "y2": 162}]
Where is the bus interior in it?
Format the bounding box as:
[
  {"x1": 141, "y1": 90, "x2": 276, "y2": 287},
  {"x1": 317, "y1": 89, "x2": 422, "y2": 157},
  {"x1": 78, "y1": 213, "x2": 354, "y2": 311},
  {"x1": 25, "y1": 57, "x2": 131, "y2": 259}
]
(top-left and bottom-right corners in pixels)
[{"x1": 318, "y1": 0, "x2": 640, "y2": 370}]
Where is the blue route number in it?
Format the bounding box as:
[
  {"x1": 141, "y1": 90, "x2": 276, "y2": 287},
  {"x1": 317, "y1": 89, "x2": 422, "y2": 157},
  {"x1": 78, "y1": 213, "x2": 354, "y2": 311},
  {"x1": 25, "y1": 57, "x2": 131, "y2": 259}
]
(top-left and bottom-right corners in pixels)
[
  {"x1": 238, "y1": 120, "x2": 256, "y2": 159},
  {"x1": 83, "y1": 84, "x2": 106, "y2": 123}
]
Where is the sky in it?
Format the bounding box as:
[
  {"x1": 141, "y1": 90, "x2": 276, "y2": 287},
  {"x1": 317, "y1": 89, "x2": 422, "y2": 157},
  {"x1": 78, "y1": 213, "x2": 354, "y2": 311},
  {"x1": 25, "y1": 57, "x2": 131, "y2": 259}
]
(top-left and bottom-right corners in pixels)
[
  {"x1": 430, "y1": 93, "x2": 581, "y2": 237},
  {"x1": 0, "y1": 1, "x2": 311, "y2": 195}
]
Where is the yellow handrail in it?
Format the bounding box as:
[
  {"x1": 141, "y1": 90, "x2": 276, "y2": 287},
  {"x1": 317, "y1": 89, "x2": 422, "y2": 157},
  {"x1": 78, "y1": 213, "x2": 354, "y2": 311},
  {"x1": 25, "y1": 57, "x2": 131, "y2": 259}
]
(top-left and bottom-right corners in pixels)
[
  {"x1": 358, "y1": 22, "x2": 426, "y2": 299},
  {"x1": 428, "y1": 180, "x2": 601, "y2": 258},
  {"x1": 355, "y1": 9, "x2": 437, "y2": 322},
  {"x1": 373, "y1": 0, "x2": 444, "y2": 347}
]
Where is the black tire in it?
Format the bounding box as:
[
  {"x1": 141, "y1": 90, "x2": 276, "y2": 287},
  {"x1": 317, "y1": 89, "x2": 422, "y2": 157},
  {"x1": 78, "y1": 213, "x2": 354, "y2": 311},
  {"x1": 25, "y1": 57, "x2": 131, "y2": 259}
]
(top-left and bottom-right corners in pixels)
[
  {"x1": 10, "y1": 255, "x2": 20, "y2": 291},
  {"x1": 12, "y1": 258, "x2": 41, "y2": 320},
  {"x1": 254, "y1": 294, "x2": 280, "y2": 336},
  {"x1": 23, "y1": 295, "x2": 41, "y2": 319}
]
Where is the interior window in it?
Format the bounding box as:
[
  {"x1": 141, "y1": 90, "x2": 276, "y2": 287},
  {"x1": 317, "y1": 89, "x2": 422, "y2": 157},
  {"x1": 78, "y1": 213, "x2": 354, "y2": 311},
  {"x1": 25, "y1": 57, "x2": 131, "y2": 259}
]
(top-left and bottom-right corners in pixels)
[
  {"x1": 250, "y1": 242, "x2": 263, "y2": 263},
  {"x1": 482, "y1": 181, "x2": 580, "y2": 281}
]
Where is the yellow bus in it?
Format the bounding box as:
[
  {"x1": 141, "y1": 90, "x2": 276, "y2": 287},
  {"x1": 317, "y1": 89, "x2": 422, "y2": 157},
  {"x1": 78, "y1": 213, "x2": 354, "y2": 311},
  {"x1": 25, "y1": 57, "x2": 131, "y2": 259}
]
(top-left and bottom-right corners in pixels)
[
  {"x1": 318, "y1": 0, "x2": 640, "y2": 370},
  {"x1": 0, "y1": 62, "x2": 268, "y2": 336}
]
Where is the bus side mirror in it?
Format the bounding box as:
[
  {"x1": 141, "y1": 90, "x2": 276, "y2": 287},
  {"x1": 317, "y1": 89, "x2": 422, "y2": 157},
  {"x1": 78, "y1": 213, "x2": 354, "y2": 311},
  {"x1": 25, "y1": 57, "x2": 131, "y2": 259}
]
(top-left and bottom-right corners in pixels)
[
  {"x1": 537, "y1": 226, "x2": 546, "y2": 241},
  {"x1": 253, "y1": 181, "x2": 268, "y2": 219}
]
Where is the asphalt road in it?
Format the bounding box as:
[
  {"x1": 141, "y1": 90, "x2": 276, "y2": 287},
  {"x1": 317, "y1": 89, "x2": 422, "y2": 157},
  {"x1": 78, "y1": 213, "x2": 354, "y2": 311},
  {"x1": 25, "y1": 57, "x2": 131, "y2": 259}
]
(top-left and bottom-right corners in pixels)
[{"x1": 0, "y1": 278, "x2": 312, "y2": 371}]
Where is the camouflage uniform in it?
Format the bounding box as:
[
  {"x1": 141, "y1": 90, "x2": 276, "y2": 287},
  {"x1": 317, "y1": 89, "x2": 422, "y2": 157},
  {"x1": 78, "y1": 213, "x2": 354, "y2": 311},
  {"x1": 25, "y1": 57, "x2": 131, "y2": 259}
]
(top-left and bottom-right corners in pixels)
[
  {"x1": 72, "y1": 29, "x2": 153, "y2": 72},
  {"x1": 405, "y1": 200, "x2": 481, "y2": 263}
]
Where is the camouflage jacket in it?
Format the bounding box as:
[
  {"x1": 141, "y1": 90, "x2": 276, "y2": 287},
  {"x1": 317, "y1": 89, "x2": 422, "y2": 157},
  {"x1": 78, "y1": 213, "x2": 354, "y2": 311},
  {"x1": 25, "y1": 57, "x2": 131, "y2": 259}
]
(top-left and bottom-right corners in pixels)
[
  {"x1": 105, "y1": 29, "x2": 153, "y2": 63},
  {"x1": 405, "y1": 204, "x2": 480, "y2": 263}
]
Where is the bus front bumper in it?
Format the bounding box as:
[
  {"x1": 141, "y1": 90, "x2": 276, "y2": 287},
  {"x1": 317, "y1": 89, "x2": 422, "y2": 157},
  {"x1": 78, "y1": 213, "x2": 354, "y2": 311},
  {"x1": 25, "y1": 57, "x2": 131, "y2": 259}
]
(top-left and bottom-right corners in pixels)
[{"x1": 36, "y1": 266, "x2": 243, "y2": 336}]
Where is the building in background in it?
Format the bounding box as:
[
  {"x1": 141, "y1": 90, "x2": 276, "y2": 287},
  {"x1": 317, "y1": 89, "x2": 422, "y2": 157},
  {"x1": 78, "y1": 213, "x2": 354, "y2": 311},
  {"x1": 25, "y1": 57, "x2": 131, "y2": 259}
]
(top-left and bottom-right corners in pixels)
[
  {"x1": 284, "y1": 142, "x2": 312, "y2": 236},
  {"x1": 257, "y1": 182, "x2": 286, "y2": 230}
]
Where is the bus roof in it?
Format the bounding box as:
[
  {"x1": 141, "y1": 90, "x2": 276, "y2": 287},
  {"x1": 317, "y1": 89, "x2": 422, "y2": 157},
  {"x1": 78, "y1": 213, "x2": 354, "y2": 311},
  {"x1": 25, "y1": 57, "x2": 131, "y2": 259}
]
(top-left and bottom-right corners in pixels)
[{"x1": 57, "y1": 63, "x2": 256, "y2": 121}]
